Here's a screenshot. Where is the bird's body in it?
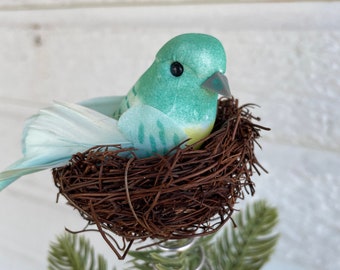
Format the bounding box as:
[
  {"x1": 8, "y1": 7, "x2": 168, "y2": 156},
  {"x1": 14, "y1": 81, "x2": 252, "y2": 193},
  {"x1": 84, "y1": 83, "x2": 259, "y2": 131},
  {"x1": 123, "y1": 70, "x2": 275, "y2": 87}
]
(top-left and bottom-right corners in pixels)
[{"x1": 0, "y1": 33, "x2": 231, "y2": 191}]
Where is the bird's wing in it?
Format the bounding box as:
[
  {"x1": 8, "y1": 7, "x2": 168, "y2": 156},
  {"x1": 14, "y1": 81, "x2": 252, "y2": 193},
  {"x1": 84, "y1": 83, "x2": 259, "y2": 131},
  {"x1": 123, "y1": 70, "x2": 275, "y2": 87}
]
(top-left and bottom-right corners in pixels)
[
  {"x1": 0, "y1": 101, "x2": 131, "y2": 190},
  {"x1": 78, "y1": 95, "x2": 125, "y2": 118},
  {"x1": 118, "y1": 104, "x2": 188, "y2": 157},
  {"x1": 23, "y1": 100, "x2": 131, "y2": 156}
]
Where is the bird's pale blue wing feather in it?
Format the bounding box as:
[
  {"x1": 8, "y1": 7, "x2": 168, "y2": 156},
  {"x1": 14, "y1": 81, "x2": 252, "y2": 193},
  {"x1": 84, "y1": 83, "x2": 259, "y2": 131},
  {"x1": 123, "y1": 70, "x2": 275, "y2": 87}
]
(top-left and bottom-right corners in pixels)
[
  {"x1": 23, "y1": 101, "x2": 131, "y2": 155},
  {"x1": 0, "y1": 156, "x2": 66, "y2": 190},
  {"x1": 78, "y1": 96, "x2": 125, "y2": 118},
  {"x1": 118, "y1": 104, "x2": 188, "y2": 158},
  {"x1": 0, "y1": 101, "x2": 132, "y2": 191}
]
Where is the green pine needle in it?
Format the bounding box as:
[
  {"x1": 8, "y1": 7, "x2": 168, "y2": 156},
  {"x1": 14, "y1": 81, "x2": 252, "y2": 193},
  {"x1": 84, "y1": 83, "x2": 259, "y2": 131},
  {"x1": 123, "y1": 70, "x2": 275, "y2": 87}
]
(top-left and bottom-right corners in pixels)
[
  {"x1": 128, "y1": 200, "x2": 279, "y2": 270},
  {"x1": 208, "y1": 200, "x2": 280, "y2": 270},
  {"x1": 48, "y1": 200, "x2": 279, "y2": 270},
  {"x1": 48, "y1": 233, "x2": 109, "y2": 270}
]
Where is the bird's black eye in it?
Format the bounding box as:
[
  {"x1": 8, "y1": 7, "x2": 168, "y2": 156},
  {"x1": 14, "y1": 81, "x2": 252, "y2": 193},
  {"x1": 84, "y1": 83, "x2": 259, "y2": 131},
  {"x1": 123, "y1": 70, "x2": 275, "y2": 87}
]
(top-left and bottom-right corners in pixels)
[{"x1": 170, "y1": 61, "x2": 184, "y2": 77}]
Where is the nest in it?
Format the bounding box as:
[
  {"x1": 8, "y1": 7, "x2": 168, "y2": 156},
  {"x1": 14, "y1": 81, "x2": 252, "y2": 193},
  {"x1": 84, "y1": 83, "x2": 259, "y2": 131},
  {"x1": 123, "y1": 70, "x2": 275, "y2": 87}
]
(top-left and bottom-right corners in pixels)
[{"x1": 53, "y1": 98, "x2": 269, "y2": 259}]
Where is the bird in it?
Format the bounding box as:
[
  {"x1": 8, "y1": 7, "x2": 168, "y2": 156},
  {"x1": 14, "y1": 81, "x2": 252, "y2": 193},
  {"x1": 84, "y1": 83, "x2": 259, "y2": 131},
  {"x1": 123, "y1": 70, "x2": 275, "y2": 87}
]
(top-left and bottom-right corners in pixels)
[{"x1": 0, "y1": 33, "x2": 231, "y2": 191}]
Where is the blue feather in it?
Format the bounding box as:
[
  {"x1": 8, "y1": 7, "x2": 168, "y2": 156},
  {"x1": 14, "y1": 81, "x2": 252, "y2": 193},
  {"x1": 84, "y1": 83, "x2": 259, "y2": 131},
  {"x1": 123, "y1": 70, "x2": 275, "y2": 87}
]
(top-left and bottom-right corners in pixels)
[
  {"x1": 118, "y1": 104, "x2": 187, "y2": 157},
  {"x1": 0, "y1": 101, "x2": 131, "y2": 191},
  {"x1": 79, "y1": 95, "x2": 125, "y2": 118}
]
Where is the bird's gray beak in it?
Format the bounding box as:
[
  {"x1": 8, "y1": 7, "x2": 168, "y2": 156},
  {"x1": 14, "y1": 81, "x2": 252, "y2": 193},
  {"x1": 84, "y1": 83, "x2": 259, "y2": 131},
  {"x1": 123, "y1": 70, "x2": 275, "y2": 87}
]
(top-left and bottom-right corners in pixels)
[{"x1": 201, "y1": 72, "x2": 231, "y2": 98}]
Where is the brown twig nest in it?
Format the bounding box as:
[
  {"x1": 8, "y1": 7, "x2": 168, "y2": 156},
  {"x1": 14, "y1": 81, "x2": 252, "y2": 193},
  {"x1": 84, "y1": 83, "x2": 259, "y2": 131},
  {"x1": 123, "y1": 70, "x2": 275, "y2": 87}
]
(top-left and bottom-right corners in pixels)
[{"x1": 53, "y1": 98, "x2": 269, "y2": 259}]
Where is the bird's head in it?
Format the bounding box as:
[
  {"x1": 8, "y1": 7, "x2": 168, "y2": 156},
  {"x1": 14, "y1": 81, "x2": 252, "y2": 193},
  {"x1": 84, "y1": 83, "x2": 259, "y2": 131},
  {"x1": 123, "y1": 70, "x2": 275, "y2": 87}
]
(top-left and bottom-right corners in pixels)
[{"x1": 135, "y1": 33, "x2": 231, "y2": 124}]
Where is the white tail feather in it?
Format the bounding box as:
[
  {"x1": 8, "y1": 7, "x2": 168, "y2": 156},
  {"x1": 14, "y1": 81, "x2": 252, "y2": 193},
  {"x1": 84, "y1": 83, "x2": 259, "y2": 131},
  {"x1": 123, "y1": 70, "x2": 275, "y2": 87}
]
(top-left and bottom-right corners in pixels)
[{"x1": 0, "y1": 101, "x2": 131, "y2": 190}]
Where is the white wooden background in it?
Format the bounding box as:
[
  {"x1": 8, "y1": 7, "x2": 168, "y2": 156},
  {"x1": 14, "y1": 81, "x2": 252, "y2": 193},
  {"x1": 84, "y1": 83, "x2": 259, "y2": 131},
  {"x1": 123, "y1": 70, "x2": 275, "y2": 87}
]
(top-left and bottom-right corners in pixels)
[{"x1": 0, "y1": 2, "x2": 339, "y2": 269}]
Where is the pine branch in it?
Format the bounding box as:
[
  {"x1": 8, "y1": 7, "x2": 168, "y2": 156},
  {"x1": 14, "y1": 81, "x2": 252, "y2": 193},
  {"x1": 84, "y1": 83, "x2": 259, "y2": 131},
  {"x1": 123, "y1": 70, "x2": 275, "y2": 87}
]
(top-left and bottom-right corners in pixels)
[
  {"x1": 48, "y1": 233, "x2": 109, "y2": 270},
  {"x1": 48, "y1": 200, "x2": 279, "y2": 270},
  {"x1": 207, "y1": 200, "x2": 279, "y2": 270}
]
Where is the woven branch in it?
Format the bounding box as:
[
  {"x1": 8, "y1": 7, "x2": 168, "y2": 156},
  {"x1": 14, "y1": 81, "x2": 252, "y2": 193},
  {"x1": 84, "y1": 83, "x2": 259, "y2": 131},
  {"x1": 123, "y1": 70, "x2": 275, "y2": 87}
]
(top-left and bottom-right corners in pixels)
[{"x1": 53, "y1": 98, "x2": 269, "y2": 259}]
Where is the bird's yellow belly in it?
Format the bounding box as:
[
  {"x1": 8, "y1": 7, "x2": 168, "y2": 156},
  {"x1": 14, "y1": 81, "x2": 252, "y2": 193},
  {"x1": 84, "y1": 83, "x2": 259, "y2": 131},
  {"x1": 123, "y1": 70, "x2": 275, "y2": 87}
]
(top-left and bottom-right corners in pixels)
[{"x1": 184, "y1": 122, "x2": 215, "y2": 147}]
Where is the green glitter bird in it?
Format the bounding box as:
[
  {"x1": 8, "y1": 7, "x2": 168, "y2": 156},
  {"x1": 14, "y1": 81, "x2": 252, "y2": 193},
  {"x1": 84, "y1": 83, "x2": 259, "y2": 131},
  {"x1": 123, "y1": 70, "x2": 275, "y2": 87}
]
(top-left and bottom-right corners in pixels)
[{"x1": 0, "y1": 33, "x2": 230, "y2": 191}]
